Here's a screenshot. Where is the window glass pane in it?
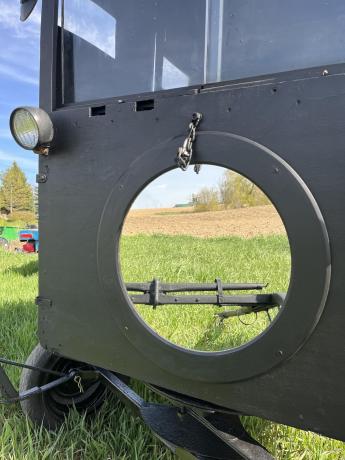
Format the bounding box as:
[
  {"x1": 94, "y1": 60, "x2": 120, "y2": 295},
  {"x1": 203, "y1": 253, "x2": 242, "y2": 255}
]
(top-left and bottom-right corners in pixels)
[
  {"x1": 220, "y1": 0, "x2": 345, "y2": 81},
  {"x1": 60, "y1": 0, "x2": 345, "y2": 104},
  {"x1": 61, "y1": 0, "x2": 116, "y2": 59}
]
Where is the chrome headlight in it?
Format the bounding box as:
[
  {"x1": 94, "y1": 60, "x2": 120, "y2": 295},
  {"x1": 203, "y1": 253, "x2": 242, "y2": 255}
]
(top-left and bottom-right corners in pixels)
[{"x1": 10, "y1": 107, "x2": 54, "y2": 153}]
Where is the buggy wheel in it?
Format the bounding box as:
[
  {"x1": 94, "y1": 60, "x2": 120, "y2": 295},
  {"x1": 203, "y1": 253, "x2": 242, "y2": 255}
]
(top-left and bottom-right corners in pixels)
[
  {"x1": 19, "y1": 344, "x2": 108, "y2": 430},
  {"x1": 0, "y1": 238, "x2": 9, "y2": 250}
]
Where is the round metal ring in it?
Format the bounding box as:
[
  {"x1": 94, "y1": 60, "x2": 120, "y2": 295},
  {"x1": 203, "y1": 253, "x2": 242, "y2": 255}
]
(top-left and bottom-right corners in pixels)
[{"x1": 97, "y1": 131, "x2": 331, "y2": 383}]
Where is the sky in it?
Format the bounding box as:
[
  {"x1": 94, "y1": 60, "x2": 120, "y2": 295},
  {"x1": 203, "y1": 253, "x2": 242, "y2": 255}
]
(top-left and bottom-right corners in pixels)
[
  {"x1": 0, "y1": 0, "x2": 41, "y2": 185},
  {"x1": 0, "y1": 0, "x2": 226, "y2": 208}
]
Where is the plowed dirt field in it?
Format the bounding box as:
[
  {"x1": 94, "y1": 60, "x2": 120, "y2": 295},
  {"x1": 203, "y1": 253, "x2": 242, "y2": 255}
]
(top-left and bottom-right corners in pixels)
[{"x1": 123, "y1": 205, "x2": 285, "y2": 238}]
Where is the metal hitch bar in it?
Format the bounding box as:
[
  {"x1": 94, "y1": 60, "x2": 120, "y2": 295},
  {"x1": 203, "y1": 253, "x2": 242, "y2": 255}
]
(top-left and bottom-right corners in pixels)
[{"x1": 126, "y1": 279, "x2": 285, "y2": 316}]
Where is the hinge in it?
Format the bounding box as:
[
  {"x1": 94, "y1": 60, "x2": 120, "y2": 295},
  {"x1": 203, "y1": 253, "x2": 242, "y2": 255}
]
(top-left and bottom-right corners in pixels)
[{"x1": 36, "y1": 173, "x2": 48, "y2": 183}]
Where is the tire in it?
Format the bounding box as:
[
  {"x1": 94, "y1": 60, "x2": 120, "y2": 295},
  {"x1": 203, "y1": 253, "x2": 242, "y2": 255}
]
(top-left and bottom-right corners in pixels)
[{"x1": 20, "y1": 344, "x2": 108, "y2": 430}]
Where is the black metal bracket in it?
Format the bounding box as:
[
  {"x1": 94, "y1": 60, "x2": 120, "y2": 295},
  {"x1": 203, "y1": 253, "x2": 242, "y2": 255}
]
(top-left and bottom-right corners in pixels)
[
  {"x1": 0, "y1": 356, "x2": 274, "y2": 458},
  {"x1": 127, "y1": 279, "x2": 285, "y2": 318},
  {"x1": 36, "y1": 173, "x2": 48, "y2": 183},
  {"x1": 216, "y1": 277, "x2": 224, "y2": 305},
  {"x1": 99, "y1": 369, "x2": 274, "y2": 459}
]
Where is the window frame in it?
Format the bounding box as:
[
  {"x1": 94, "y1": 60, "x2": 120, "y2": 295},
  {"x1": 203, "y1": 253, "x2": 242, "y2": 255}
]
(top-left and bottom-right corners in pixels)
[{"x1": 41, "y1": 0, "x2": 345, "y2": 112}]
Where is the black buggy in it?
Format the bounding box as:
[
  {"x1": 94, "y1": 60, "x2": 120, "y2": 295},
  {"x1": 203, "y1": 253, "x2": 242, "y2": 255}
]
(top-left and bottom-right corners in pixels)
[{"x1": 2, "y1": 1, "x2": 345, "y2": 458}]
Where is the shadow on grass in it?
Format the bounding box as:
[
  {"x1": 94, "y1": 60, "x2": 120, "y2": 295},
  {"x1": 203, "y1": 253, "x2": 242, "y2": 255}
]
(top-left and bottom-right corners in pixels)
[
  {"x1": 193, "y1": 317, "x2": 227, "y2": 351},
  {"x1": 5, "y1": 260, "x2": 38, "y2": 277}
]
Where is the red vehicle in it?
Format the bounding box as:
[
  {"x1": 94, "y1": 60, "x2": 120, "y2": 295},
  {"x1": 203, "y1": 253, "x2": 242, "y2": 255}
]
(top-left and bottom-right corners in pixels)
[{"x1": 19, "y1": 229, "x2": 39, "y2": 253}]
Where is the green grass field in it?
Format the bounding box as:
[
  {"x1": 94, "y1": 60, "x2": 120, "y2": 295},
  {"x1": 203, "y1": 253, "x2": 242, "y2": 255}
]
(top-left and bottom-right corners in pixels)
[
  {"x1": 0, "y1": 237, "x2": 344, "y2": 459},
  {"x1": 120, "y1": 234, "x2": 290, "y2": 351}
]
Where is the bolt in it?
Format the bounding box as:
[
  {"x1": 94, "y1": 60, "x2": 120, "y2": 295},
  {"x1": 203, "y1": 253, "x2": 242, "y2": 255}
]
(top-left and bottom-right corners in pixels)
[{"x1": 177, "y1": 407, "x2": 187, "y2": 418}]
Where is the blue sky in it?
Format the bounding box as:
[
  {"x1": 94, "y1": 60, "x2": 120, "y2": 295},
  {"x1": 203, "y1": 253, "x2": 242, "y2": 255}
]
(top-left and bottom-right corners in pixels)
[
  {"x1": 133, "y1": 166, "x2": 225, "y2": 209},
  {"x1": 0, "y1": 0, "x2": 41, "y2": 185},
  {"x1": 0, "y1": 1, "x2": 225, "y2": 208}
]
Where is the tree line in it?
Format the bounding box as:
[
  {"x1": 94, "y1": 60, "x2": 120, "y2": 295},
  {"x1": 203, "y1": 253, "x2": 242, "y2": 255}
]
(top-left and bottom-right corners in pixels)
[
  {"x1": 192, "y1": 170, "x2": 270, "y2": 212},
  {"x1": 0, "y1": 162, "x2": 37, "y2": 225}
]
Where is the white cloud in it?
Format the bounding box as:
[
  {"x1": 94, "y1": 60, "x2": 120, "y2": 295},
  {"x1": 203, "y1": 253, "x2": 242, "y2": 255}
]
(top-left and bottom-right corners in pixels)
[
  {"x1": 62, "y1": 1, "x2": 116, "y2": 58},
  {"x1": 1, "y1": 44, "x2": 39, "y2": 73},
  {"x1": 152, "y1": 184, "x2": 167, "y2": 190},
  {"x1": 0, "y1": 1, "x2": 40, "y2": 39},
  {"x1": 0, "y1": 63, "x2": 38, "y2": 86},
  {"x1": 0, "y1": 1, "x2": 40, "y2": 86},
  {"x1": 0, "y1": 149, "x2": 38, "y2": 171},
  {"x1": 0, "y1": 128, "x2": 11, "y2": 139}
]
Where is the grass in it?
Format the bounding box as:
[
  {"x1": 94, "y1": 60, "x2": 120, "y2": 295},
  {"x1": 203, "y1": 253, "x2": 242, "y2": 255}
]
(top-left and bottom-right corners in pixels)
[
  {"x1": 0, "y1": 238, "x2": 344, "y2": 459},
  {"x1": 120, "y1": 234, "x2": 290, "y2": 351}
]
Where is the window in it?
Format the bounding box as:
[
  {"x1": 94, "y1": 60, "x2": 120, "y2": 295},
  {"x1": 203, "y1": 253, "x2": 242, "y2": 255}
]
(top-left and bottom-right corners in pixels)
[{"x1": 60, "y1": 0, "x2": 345, "y2": 104}]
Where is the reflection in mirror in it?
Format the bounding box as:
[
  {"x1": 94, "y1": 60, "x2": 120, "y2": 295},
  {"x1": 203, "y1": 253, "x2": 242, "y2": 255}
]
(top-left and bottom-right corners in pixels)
[{"x1": 119, "y1": 166, "x2": 291, "y2": 352}]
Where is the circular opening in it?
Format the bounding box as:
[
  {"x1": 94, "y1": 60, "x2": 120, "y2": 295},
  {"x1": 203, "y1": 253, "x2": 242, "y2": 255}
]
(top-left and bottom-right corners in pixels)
[{"x1": 119, "y1": 165, "x2": 291, "y2": 352}]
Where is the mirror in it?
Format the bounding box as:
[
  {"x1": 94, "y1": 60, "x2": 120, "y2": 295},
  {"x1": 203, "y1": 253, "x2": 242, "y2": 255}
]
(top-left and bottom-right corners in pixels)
[{"x1": 20, "y1": 0, "x2": 38, "y2": 22}]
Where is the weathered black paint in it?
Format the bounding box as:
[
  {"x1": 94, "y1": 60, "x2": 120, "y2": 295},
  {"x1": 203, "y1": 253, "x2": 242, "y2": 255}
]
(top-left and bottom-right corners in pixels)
[{"x1": 37, "y1": 0, "x2": 345, "y2": 443}]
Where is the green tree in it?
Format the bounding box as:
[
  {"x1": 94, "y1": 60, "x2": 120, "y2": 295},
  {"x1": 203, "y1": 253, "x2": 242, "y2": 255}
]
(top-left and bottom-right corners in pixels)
[
  {"x1": 193, "y1": 187, "x2": 219, "y2": 212},
  {"x1": 0, "y1": 162, "x2": 34, "y2": 214},
  {"x1": 219, "y1": 170, "x2": 270, "y2": 209},
  {"x1": 33, "y1": 185, "x2": 39, "y2": 218}
]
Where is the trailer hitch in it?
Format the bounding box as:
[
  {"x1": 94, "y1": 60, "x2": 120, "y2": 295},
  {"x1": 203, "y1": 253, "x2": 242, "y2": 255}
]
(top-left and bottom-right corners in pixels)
[{"x1": 126, "y1": 278, "x2": 285, "y2": 319}]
